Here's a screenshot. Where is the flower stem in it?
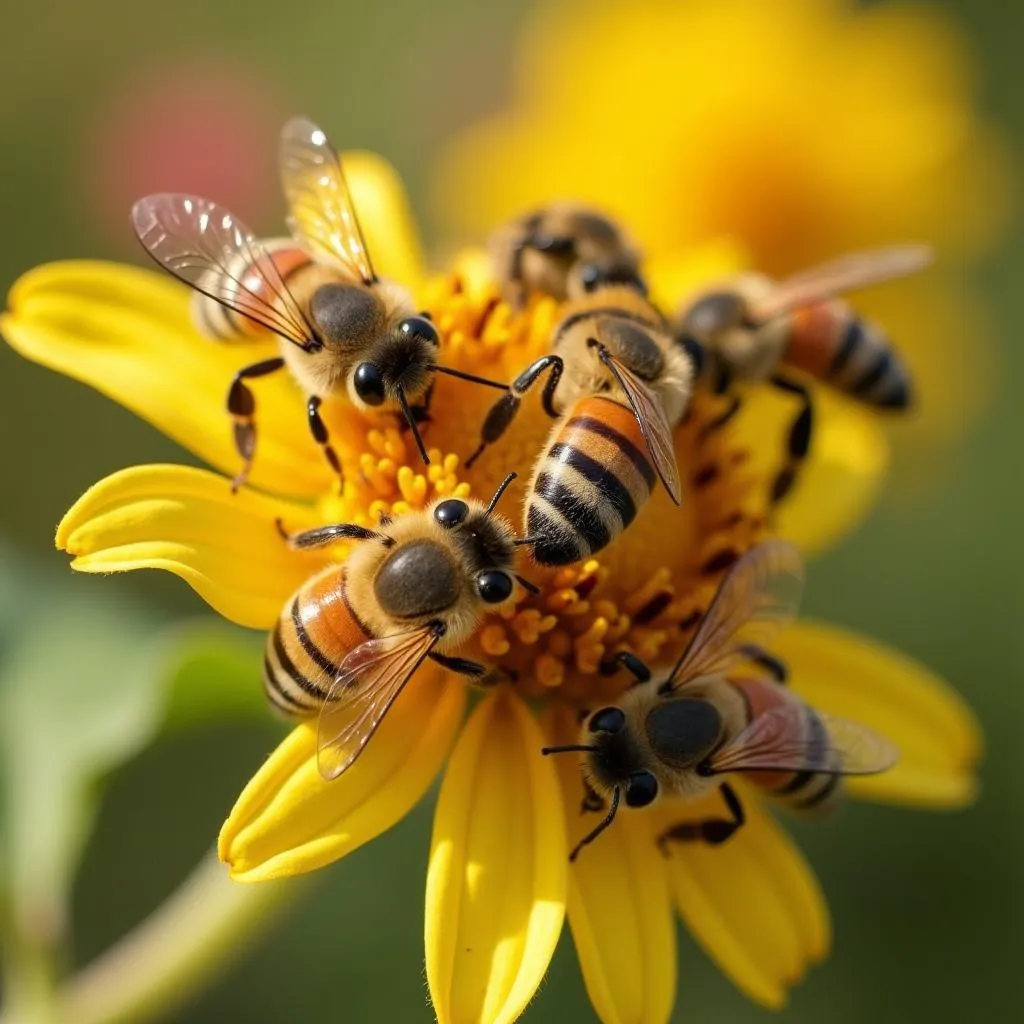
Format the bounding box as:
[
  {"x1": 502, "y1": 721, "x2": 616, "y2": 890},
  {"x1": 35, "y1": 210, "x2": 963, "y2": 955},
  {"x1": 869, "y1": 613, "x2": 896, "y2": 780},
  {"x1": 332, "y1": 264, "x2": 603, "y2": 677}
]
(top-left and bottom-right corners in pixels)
[{"x1": 0, "y1": 851, "x2": 306, "y2": 1024}]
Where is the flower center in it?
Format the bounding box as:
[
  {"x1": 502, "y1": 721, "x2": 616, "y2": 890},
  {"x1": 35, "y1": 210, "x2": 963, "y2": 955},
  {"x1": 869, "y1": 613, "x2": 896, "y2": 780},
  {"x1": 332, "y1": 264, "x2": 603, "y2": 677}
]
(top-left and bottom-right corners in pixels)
[{"x1": 312, "y1": 260, "x2": 767, "y2": 705}]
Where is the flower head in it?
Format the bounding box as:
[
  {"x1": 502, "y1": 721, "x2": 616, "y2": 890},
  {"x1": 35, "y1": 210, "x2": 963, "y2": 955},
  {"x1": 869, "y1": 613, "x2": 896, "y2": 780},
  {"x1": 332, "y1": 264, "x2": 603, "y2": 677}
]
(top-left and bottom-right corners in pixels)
[
  {"x1": 435, "y1": 0, "x2": 1013, "y2": 462},
  {"x1": 2, "y1": 155, "x2": 981, "y2": 1022}
]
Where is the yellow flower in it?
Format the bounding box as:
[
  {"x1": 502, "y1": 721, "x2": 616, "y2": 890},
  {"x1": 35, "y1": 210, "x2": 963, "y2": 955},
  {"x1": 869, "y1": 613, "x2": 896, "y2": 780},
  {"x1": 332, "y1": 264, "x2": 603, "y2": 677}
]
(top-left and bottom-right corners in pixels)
[
  {"x1": 435, "y1": 0, "x2": 1013, "y2": 465},
  {"x1": 2, "y1": 157, "x2": 980, "y2": 1022}
]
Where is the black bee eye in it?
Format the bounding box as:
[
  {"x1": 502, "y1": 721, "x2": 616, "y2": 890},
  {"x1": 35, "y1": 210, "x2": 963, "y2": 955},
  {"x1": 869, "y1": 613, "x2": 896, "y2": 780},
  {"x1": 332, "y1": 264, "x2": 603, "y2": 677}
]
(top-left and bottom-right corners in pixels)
[
  {"x1": 353, "y1": 362, "x2": 386, "y2": 406},
  {"x1": 477, "y1": 570, "x2": 513, "y2": 604},
  {"x1": 580, "y1": 264, "x2": 603, "y2": 291},
  {"x1": 399, "y1": 316, "x2": 439, "y2": 346},
  {"x1": 625, "y1": 771, "x2": 659, "y2": 808},
  {"x1": 434, "y1": 499, "x2": 469, "y2": 528},
  {"x1": 589, "y1": 707, "x2": 626, "y2": 735}
]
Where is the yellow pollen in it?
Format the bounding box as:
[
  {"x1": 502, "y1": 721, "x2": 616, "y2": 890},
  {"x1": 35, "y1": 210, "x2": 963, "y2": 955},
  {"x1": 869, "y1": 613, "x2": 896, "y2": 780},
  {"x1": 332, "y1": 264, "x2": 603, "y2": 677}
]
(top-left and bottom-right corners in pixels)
[{"x1": 309, "y1": 261, "x2": 768, "y2": 704}]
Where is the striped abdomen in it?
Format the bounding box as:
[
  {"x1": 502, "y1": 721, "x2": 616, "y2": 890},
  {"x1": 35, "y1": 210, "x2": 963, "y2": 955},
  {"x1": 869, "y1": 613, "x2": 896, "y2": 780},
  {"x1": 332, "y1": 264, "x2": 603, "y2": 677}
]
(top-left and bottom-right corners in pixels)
[
  {"x1": 192, "y1": 238, "x2": 314, "y2": 342},
  {"x1": 730, "y1": 678, "x2": 844, "y2": 814},
  {"x1": 526, "y1": 395, "x2": 655, "y2": 566},
  {"x1": 263, "y1": 566, "x2": 372, "y2": 717},
  {"x1": 783, "y1": 301, "x2": 911, "y2": 409}
]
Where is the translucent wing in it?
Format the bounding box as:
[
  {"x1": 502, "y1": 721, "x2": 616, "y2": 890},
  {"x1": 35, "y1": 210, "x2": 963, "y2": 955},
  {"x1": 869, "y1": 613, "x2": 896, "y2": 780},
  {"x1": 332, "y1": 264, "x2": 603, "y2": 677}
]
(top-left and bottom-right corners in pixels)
[
  {"x1": 279, "y1": 116, "x2": 377, "y2": 285},
  {"x1": 316, "y1": 625, "x2": 439, "y2": 781},
  {"x1": 600, "y1": 350, "x2": 683, "y2": 505},
  {"x1": 751, "y1": 244, "x2": 932, "y2": 323},
  {"x1": 666, "y1": 540, "x2": 804, "y2": 689},
  {"x1": 708, "y1": 703, "x2": 899, "y2": 776},
  {"x1": 131, "y1": 194, "x2": 316, "y2": 348}
]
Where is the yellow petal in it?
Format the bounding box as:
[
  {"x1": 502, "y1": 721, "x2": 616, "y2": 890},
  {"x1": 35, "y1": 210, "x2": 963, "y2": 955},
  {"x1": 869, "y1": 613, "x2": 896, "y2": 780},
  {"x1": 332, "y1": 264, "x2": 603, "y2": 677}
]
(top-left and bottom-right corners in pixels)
[
  {"x1": 775, "y1": 619, "x2": 982, "y2": 809},
  {"x1": 546, "y1": 705, "x2": 676, "y2": 1024},
  {"x1": 735, "y1": 386, "x2": 890, "y2": 555},
  {"x1": 343, "y1": 151, "x2": 427, "y2": 291},
  {"x1": 220, "y1": 663, "x2": 465, "y2": 881},
  {"x1": 660, "y1": 789, "x2": 830, "y2": 1010},
  {"x1": 2, "y1": 261, "x2": 330, "y2": 498},
  {"x1": 426, "y1": 688, "x2": 567, "y2": 1024},
  {"x1": 56, "y1": 464, "x2": 323, "y2": 629}
]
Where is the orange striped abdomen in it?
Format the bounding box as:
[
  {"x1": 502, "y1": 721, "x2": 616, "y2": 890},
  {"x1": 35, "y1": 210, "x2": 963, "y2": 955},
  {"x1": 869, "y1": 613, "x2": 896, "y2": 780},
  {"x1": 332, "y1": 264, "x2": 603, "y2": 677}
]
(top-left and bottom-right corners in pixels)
[
  {"x1": 263, "y1": 566, "x2": 372, "y2": 717},
  {"x1": 783, "y1": 300, "x2": 911, "y2": 409},
  {"x1": 729, "y1": 678, "x2": 844, "y2": 814},
  {"x1": 526, "y1": 395, "x2": 655, "y2": 566},
  {"x1": 192, "y1": 239, "x2": 314, "y2": 342}
]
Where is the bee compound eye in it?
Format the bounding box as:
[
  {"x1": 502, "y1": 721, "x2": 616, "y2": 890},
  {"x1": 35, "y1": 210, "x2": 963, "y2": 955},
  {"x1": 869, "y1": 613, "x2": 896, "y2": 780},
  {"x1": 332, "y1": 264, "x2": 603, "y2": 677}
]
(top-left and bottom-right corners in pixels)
[
  {"x1": 399, "y1": 316, "x2": 439, "y2": 345},
  {"x1": 353, "y1": 362, "x2": 386, "y2": 406},
  {"x1": 625, "y1": 771, "x2": 659, "y2": 808},
  {"x1": 588, "y1": 706, "x2": 626, "y2": 735},
  {"x1": 434, "y1": 499, "x2": 469, "y2": 529},
  {"x1": 477, "y1": 570, "x2": 514, "y2": 604},
  {"x1": 580, "y1": 263, "x2": 603, "y2": 291}
]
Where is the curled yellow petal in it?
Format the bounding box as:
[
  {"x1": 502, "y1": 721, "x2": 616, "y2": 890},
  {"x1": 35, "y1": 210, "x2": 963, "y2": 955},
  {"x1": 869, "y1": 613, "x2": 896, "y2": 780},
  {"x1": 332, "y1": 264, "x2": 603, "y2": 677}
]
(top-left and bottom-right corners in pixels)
[
  {"x1": 2, "y1": 261, "x2": 329, "y2": 498},
  {"x1": 343, "y1": 150, "x2": 427, "y2": 291},
  {"x1": 775, "y1": 619, "x2": 982, "y2": 809},
  {"x1": 56, "y1": 464, "x2": 322, "y2": 629},
  {"x1": 660, "y1": 790, "x2": 829, "y2": 1010},
  {"x1": 426, "y1": 688, "x2": 567, "y2": 1024},
  {"x1": 220, "y1": 664, "x2": 465, "y2": 882},
  {"x1": 546, "y1": 705, "x2": 676, "y2": 1024}
]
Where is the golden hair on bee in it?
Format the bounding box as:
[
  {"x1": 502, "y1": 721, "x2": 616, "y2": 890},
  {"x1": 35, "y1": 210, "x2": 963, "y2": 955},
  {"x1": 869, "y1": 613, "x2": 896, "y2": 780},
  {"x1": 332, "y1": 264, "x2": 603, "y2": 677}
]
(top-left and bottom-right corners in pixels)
[
  {"x1": 468, "y1": 286, "x2": 693, "y2": 566},
  {"x1": 542, "y1": 541, "x2": 898, "y2": 861},
  {"x1": 263, "y1": 473, "x2": 538, "y2": 782},
  {"x1": 673, "y1": 245, "x2": 930, "y2": 506},
  {"x1": 131, "y1": 116, "x2": 506, "y2": 492},
  {"x1": 489, "y1": 202, "x2": 645, "y2": 308}
]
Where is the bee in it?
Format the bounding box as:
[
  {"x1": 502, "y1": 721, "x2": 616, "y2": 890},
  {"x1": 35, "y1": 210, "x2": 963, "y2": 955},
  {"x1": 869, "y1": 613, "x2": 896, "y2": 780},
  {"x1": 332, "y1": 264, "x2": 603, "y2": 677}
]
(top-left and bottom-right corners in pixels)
[
  {"x1": 131, "y1": 116, "x2": 506, "y2": 490},
  {"x1": 466, "y1": 287, "x2": 691, "y2": 566},
  {"x1": 542, "y1": 540, "x2": 898, "y2": 861},
  {"x1": 673, "y1": 245, "x2": 931, "y2": 504},
  {"x1": 489, "y1": 203, "x2": 645, "y2": 308},
  {"x1": 265, "y1": 472, "x2": 537, "y2": 780}
]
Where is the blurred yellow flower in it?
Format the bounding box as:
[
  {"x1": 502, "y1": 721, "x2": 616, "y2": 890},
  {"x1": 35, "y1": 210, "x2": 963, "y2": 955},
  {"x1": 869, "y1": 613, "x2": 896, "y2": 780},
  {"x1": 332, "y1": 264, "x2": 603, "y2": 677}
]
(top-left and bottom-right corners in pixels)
[
  {"x1": 435, "y1": 0, "x2": 1013, "y2": 468},
  {"x1": 3, "y1": 154, "x2": 982, "y2": 1021}
]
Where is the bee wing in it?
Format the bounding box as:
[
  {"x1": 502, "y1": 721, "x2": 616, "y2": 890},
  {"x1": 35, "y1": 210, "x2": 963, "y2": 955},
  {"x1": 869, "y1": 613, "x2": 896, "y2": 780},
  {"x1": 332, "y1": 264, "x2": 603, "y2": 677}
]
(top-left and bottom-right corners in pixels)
[
  {"x1": 279, "y1": 116, "x2": 377, "y2": 286},
  {"x1": 316, "y1": 625, "x2": 440, "y2": 781},
  {"x1": 707, "y1": 703, "x2": 899, "y2": 776},
  {"x1": 131, "y1": 194, "x2": 316, "y2": 349},
  {"x1": 751, "y1": 244, "x2": 932, "y2": 323},
  {"x1": 665, "y1": 540, "x2": 804, "y2": 690},
  {"x1": 600, "y1": 351, "x2": 683, "y2": 505}
]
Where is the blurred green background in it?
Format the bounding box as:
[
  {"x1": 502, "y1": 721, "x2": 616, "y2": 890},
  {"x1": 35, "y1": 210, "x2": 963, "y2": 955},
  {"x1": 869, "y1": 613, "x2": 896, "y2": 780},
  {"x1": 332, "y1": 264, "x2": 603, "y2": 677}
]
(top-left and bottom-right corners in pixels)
[{"x1": 0, "y1": 0, "x2": 1020, "y2": 1021}]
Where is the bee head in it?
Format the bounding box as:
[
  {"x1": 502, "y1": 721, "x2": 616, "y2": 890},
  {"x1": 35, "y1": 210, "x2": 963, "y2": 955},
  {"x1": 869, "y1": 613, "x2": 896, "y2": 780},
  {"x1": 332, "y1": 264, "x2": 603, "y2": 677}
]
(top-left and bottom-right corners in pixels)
[{"x1": 581, "y1": 706, "x2": 660, "y2": 809}]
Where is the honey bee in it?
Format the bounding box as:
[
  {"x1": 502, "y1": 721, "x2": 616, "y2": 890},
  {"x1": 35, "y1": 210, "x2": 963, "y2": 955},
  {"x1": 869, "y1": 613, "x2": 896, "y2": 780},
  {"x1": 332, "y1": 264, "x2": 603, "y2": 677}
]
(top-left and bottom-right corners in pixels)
[
  {"x1": 265, "y1": 472, "x2": 536, "y2": 779},
  {"x1": 674, "y1": 245, "x2": 930, "y2": 504},
  {"x1": 131, "y1": 116, "x2": 506, "y2": 490},
  {"x1": 490, "y1": 203, "x2": 645, "y2": 308},
  {"x1": 542, "y1": 540, "x2": 898, "y2": 861},
  {"x1": 466, "y1": 287, "x2": 691, "y2": 566}
]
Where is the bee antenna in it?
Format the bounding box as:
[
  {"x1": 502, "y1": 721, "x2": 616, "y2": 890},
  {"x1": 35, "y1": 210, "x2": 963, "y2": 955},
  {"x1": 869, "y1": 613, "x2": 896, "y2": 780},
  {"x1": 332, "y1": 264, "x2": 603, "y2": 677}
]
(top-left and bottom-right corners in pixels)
[
  {"x1": 568, "y1": 786, "x2": 621, "y2": 862},
  {"x1": 514, "y1": 573, "x2": 540, "y2": 596},
  {"x1": 396, "y1": 385, "x2": 430, "y2": 466},
  {"x1": 485, "y1": 472, "x2": 518, "y2": 516},
  {"x1": 540, "y1": 744, "x2": 597, "y2": 755},
  {"x1": 428, "y1": 364, "x2": 509, "y2": 391}
]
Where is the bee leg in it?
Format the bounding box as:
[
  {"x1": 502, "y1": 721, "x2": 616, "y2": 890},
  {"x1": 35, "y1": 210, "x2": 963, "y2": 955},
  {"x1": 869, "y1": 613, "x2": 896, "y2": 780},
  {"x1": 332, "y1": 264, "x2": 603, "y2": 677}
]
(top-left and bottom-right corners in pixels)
[
  {"x1": 307, "y1": 396, "x2": 345, "y2": 488},
  {"x1": 768, "y1": 374, "x2": 814, "y2": 506},
  {"x1": 581, "y1": 781, "x2": 606, "y2": 815},
  {"x1": 428, "y1": 652, "x2": 489, "y2": 685},
  {"x1": 738, "y1": 643, "x2": 788, "y2": 684},
  {"x1": 465, "y1": 355, "x2": 564, "y2": 468},
  {"x1": 226, "y1": 357, "x2": 286, "y2": 492},
  {"x1": 698, "y1": 393, "x2": 742, "y2": 441},
  {"x1": 407, "y1": 380, "x2": 435, "y2": 427},
  {"x1": 274, "y1": 520, "x2": 383, "y2": 550},
  {"x1": 599, "y1": 651, "x2": 652, "y2": 687},
  {"x1": 656, "y1": 783, "x2": 745, "y2": 855}
]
